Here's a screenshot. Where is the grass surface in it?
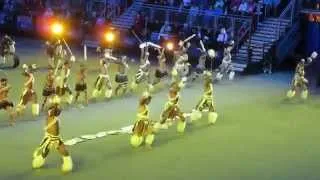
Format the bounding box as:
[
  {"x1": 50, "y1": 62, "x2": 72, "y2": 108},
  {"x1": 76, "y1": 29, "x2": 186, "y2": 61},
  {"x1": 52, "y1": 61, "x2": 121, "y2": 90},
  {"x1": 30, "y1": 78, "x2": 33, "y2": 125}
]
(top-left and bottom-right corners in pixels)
[{"x1": 0, "y1": 39, "x2": 320, "y2": 180}]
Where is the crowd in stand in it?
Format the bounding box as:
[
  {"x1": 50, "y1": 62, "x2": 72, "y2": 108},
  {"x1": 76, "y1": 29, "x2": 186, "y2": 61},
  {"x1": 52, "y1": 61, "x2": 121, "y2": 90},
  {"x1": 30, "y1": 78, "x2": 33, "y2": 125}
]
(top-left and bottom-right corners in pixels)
[
  {"x1": 133, "y1": 0, "x2": 254, "y2": 47},
  {"x1": 139, "y1": 0, "x2": 293, "y2": 53},
  {"x1": 303, "y1": 0, "x2": 320, "y2": 10},
  {"x1": 147, "y1": 0, "x2": 260, "y2": 16},
  {"x1": 132, "y1": 9, "x2": 235, "y2": 66},
  {"x1": 0, "y1": 0, "x2": 131, "y2": 38},
  {"x1": 132, "y1": 0, "x2": 268, "y2": 66}
]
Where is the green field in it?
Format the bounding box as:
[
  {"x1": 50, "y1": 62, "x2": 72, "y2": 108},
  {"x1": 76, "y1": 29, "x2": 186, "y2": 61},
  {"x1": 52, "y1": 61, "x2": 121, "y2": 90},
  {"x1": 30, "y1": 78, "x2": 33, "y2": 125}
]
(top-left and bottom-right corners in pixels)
[{"x1": 0, "y1": 40, "x2": 320, "y2": 180}]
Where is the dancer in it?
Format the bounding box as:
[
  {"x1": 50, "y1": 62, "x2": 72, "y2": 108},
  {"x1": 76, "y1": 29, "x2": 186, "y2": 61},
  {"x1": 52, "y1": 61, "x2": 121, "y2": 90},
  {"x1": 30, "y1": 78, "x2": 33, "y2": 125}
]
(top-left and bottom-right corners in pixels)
[
  {"x1": 139, "y1": 43, "x2": 148, "y2": 65},
  {"x1": 97, "y1": 47, "x2": 117, "y2": 64},
  {"x1": 0, "y1": 78, "x2": 15, "y2": 125},
  {"x1": 171, "y1": 35, "x2": 196, "y2": 86},
  {"x1": 16, "y1": 64, "x2": 39, "y2": 116},
  {"x1": 149, "y1": 48, "x2": 168, "y2": 91},
  {"x1": 52, "y1": 39, "x2": 66, "y2": 69},
  {"x1": 41, "y1": 66, "x2": 56, "y2": 111},
  {"x1": 0, "y1": 34, "x2": 14, "y2": 64},
  {"x1": 32, "y1": 95, "x2": 73, "y2": 173},
  {"x1": 45, "y1": 40, "x2": 56, "y2": 67},
  {"x1": 115, "y1": 56, "x2": 129, "y2": 96},
  {"x1": 215, "y1": 43, "x2": 235, "y2": 81},
  {"x1": 92, "y1": 59, "x2": 113, "y2": 99},
  {"x1": 130, "y1": 92, "x2": 155, "y2": 148},
  {"x1": 190, "y1": 71, "x2": 218, "y2": 124},
  {"x1": 74, "y1": 64, "x2": 88, "y2": 105},
  {"x1": 171, "y1": 54, "x2": 190, "y2": 87},
  {"x1": 192, "y1": 40, "x2": 215, "y2": 81},
  {"x1": 286, "y1": 51, "x2": 318, "y2": 99},
  {"x1": 132, "y1": 42, "x2": 162, "y2": 91},
  {"x1": 155, "y1": 81, "x2": 186, "y2": 133},
  {"x1": 138, "y1": 42, "x2": 161, "y2": 64},
  {"x1": 174, "y1": 34, "x2": 196, "y2": 60},
  {"x1": 131, "y1": 54, "x2": 152, "y2": 91},
  {"x1": 55, "y1": 61, "x2": 73, "y2": 104}
]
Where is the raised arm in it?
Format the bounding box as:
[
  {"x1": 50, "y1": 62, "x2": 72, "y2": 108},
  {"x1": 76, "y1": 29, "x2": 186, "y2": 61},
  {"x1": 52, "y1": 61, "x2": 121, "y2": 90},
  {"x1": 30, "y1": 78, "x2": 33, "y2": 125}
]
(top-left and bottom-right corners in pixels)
[
  {"x1": 24, "y1": 74, "x2": 33, "y2": 87},
  {"x1": 199, "y1": 40, "x2": 206, "y2": 53},
  {"x1": 305, "y1": 51, "x2": 318, "y2": 66}
]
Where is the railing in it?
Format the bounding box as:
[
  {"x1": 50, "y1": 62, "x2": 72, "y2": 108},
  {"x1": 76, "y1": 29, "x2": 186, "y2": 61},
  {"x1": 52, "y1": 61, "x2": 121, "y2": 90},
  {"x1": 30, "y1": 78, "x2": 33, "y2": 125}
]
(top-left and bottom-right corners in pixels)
[
  {"x1": 141, "y1": 4, "x2": 253, "y2": 20},
  {"x1": 279, "y1": 0, "x2": 295, "y2": 24},
  {"x1": 276, "y1": 0, "x2": 296, "y2": 39},
  {"x1": 232, "y1": 21, "x2": 252, "y2": 62},
  {"x1": 139, "y1": 4, "x2": 252, "y2": 53},
  {"x1": 236, "y1": 22, "x2": 252, "y2": 51},
  {"x1": 106, "y1": 4, "x2": 118, "y2": 20},
  {"x1": 275, "y1": 21, "x2": 300, "y2": 64},
  {"x1": 85, "y1": 0, "x2": 133, "y2": 19}
]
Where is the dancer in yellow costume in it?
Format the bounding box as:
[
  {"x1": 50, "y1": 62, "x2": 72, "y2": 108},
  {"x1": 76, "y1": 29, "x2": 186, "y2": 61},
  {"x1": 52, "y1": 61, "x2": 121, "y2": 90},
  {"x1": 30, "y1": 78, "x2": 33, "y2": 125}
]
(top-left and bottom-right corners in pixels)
[
  {"x1": 32, "y1": 95, "x2": 73, "y2": 173},
  {"x1": 191, "y1": 71, "x2": 218, "y2": 124},
  {"x1": 92, "y1": 59, "x2": 113, "y2": 99},
  {"x1": 286, "y1": 52, "x2": 318, "y2": 99},
  {"x1": 130, "y1": 92, "x2": 155, "y2": 148},
  {"x1": 155, "y1": 81, "x2": 186, "y2": 133}
]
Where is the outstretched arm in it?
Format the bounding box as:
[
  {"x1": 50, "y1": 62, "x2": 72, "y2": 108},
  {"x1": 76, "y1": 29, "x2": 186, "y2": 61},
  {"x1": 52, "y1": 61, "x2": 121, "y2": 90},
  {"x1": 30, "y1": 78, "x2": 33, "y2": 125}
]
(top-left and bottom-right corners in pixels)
[
  {"x1": 0, "y1": 85, "x2": 11, "y2": 93},
  {"x1": 183, "y1": 34, "x2": 196, "y2": 43}
]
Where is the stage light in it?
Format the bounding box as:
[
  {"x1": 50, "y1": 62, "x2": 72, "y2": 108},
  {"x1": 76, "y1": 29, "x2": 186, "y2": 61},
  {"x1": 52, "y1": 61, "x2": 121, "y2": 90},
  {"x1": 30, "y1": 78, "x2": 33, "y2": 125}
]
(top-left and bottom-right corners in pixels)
[
  {"x1": 166, "y1": 42, "x2": 174, "y2": 51},
  {"x1": 51, "y1": 22, "x2": 63, "y2": 35},
  {"x1": 104, "y1": 31, "x2": 115, "y2": 42}
]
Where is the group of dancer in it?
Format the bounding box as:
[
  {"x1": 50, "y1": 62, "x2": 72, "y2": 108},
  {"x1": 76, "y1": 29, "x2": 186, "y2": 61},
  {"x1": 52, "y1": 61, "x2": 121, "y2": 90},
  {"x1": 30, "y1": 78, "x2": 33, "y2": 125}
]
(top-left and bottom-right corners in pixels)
[
  {"x1": 0, "y1": 33, "x2": 318, "y2": 173},
  {"x1": 0, "y1": 34, "x2": 220, "y2": 173}
]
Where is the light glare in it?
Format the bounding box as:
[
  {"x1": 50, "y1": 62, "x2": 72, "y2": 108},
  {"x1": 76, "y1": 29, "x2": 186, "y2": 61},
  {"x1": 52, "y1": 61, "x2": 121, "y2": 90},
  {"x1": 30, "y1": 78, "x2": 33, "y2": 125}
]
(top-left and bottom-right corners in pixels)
[{"x1": 51, "y1": 23, "x2": 63, "y2": 35}]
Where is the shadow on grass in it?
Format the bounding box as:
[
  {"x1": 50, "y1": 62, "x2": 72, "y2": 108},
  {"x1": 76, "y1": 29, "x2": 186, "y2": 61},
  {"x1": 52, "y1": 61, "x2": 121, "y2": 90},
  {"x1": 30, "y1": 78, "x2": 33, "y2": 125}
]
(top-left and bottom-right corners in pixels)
[
  {"x1": 0, "y1": 122, "x2": 13, "y2": 128},
  {"x1": 280, "y1": 97, "x2": 310, "y2": 105},
  {"x1": 0, "y1": 115, "x2": 42, "y2": 130},
  {"x1": 154, "y1": 120, "x2": 214, "y2": 148},
  {"x1": 4, "y1": 154, "x2": 90, "y2": 180}
]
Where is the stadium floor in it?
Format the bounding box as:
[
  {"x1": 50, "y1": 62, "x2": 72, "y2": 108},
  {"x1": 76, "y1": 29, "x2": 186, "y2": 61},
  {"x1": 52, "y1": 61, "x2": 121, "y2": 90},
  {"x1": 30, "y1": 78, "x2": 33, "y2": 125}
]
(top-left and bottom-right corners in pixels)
[{"x1": 0, "y1": 38, "x2": 320, "y2": 180}]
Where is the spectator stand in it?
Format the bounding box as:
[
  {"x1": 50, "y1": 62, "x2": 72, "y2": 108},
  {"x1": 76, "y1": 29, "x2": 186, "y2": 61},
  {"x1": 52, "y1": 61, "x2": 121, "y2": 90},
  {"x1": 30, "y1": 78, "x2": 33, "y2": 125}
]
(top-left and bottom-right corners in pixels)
[
  {"x1": 138, "y1": 4, "x2": 253, "y2": 60},
  {"x1": 34, "y1": 0, "x2": 84, "y2": 40},
  {"x1": 303, "y1": 0, "x2": 320, "y2": 10},
  {"x1": 85, "y1": 0, "x2": 132, "y2": 26},
  {"x1": 85, "y1": 0, "x2": 108, "y2": 19},
  {"x1": 0, "y1": 0, "x2": 19, "y2": 33},
  {"x1": 0, "y1": 0, "x2": 132, "y2": 41},
  {"x1": 146, "y1": 0, "x2": 262, "y2": 16},
  {"x1": 0, "y1": 0, "x2": 44, "y2": 34},
  {"x1": 18, "y1": 1, "x2": 47, "y2": 35},
  {"x1": 83, "y1": 0, "x2": 133, "y2": 45}
]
